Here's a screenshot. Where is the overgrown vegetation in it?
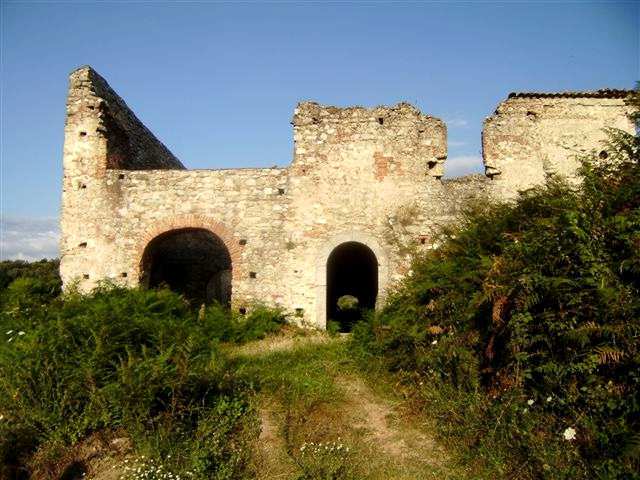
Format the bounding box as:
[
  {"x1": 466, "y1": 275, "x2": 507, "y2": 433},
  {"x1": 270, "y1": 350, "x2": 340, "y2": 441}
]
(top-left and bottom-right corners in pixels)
[
  {"x1": 0, "y1": 272, "x2": 286, "y2": 480},
  {"x1": 1, "y1": 92, "x2": 638, "y2": 480},
  {"x1": 0, "y1": 259, "x2": 61, "y2": 300},
  {"x1": 352, "y1": 92, "x2": 640, "y2": 479},
  {"x1": 230, "y1": 338, "x2": 455, "y2": 479}
]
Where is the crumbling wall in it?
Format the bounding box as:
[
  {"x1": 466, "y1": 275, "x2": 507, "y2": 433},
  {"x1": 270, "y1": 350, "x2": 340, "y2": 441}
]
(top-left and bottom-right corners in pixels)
[
  {"x1": 281, "y1": 102, "x2": 448, "y2": 324},
  {"x1": 60, "y1": 67, "x2": 185, "y2": 288},
  {"x1": 291, "y1": 101, "x2": 447, "y2": 178},
  {"x1": 483, "y1": 91, "x2": 634, "y2": 197},
  {"x1": 59, "y1": 66, "x2": 635, "y2": 328},
  {"x1": 70, "y1": 67, "x2": 184, "y2": 171}
]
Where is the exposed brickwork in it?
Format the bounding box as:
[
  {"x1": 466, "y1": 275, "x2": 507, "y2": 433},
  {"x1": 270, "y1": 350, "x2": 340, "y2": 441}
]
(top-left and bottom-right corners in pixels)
[
  {"x1": 373, "y1": 152, "x2": 400, "y2": 181},
  {"x1": 131, "y1": 214, "x2": 243, "y2": 282},
  {"x1": 60, "y1": 66, "x2": 635, "y2": 328}
]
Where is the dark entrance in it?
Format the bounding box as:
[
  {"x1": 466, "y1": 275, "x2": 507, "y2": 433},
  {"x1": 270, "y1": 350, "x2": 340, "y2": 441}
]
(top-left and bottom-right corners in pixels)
[
  {"x1": 141, "y1": 228, "x2": 232, "y2": 306},
  {"x1": 326, "y1": 241, "x2": 378, "y2": 332}
]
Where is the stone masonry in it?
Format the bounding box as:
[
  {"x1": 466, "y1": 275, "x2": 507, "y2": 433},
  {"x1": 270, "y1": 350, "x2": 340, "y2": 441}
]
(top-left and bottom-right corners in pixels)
[{"x1": 60, "y1": 66, "x2": 634, "y2": 328}]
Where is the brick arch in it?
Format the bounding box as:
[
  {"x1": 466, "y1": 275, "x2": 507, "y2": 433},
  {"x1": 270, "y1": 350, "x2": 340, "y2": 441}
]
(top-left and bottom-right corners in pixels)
[{"x1": 131, "y1": 214, "x2": 243, "y2": 283}]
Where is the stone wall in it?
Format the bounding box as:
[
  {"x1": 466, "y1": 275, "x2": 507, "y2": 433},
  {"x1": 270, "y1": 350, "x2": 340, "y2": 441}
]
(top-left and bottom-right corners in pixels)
[
  {"x1": 60, "y1": 67, "x2": 186, "y2": 290},
  {"x1": 483, "y1": 90, "x2": 633, "y2": 197},
  {"x1": 59, "y1": 66, "x2": 635, "y2": 328}
]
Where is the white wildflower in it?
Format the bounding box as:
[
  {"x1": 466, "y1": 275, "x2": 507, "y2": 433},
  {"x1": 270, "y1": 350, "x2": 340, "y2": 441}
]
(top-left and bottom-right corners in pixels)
[
  {"x1": 18, "y1": 331, "x2": 25, "y2": 336},
  {"x1": 546, "y1": 396, "x2": 552, "y2": 402},
  {"x1": 563, "y1": 427, "x2": 577, "y2": 441},
  {"x1": 5, "y1": 330, "x2": 13, "y2": 335},
  {"x1": 431, "y1": 340, "x2": 437, "y2": 345},
  {"x1": 527, "y1": 399, "x2": 535, "y2": 406}
]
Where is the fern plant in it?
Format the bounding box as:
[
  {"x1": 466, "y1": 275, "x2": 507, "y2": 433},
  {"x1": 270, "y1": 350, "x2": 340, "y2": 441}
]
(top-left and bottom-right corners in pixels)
[{"x1": 352, "y1": 87, "x2": 640, "y2": 479}]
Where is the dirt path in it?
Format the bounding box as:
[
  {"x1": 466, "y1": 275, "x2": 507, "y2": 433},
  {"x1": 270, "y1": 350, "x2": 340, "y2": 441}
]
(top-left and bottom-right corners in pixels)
[
  {"x1": 253, "y1": 404, "x2": 298, "y2": 479},
  {"x1": 338, "y1": 376, "x2": 444, "y2": 463},
  {"x1": 232, "y1": 332, "x2": 456, "y2": 479}
]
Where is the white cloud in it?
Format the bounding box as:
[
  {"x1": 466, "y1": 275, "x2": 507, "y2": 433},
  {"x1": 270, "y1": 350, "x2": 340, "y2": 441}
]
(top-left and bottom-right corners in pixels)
[
  {"x1": 448, "y1": 140, "x2": 467, "y2": 147},
  {"x1": 444, "y1": 155, "x2": 485, "y2": 178},
  {"x1": 445, "y1": 118, "x2": 468, "y2": 128},
  {"x1": 0, "y1": 216, "x2": 59, "y2": 261}
]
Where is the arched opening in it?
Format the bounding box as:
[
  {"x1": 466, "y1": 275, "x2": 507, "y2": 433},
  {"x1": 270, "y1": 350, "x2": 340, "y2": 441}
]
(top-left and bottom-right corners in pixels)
[
  {"x1": 326, "y1": 241, "x2": 378, "y2": 332},
  {"x1": 140, "y1": 228, "x2": 232, "y2": 306}
]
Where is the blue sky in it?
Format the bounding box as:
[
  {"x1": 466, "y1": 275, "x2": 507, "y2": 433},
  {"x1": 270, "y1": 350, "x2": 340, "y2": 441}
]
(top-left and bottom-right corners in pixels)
[{"x1": 1, "y1": 1, "x2": 638, "y2": 259}]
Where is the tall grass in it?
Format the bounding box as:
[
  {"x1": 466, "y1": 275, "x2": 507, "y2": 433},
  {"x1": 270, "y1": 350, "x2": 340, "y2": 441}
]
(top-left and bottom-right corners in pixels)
[{"x1": 0, "y1": 278, "x2": 286, "y2": 479}]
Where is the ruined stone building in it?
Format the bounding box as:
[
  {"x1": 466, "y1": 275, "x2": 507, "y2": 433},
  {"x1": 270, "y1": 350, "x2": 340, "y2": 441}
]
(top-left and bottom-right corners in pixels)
[{"x1": 59, "y1": 66, "x2": 634, "y2": 329}]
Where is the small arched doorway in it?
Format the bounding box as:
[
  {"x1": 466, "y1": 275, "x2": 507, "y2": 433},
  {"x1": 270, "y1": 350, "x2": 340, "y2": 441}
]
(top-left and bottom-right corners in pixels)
[
  {"x1": 326, "y1": 241, "x2": 378, "y2": 332},
  {"x1": 140, "y1": 228, "x2": 232, "y2": 306}
]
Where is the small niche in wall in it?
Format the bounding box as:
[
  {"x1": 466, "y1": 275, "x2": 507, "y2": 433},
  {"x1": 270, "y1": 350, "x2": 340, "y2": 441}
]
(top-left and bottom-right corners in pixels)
[
  {"x1": 418, "y1": 235, "x2": 429, "y2": 245},
  {"x1": 378, "y1": 117, "x2": 384, "y2": 125},
  {"x1": 78, "y1": 242, "x2": 87, "y2": 248},
  {"x1": 295, "y1": 308, "x2": 304, "y2": 317},
  {"x1": 77, "y1": 181, "x2": 87, "y2": 190},
  {"x1": 599, "y1": 150, "x2": 609, "y2": 159},
  {"x1": 239, "y1": 307, "x2": 247, "y2": 315},
  {"x1": 118, "y1": 174, "x2": 125, "y2": 180},
  {"x1": 79, "y1": 131, "x2": 87, "y2": 137},
  {"x1": 427, "y1": 160, "x2": 438, "y2": 169},
  {"x1": 88, "y1": 106, "x2": 95, "y2": 110},
  {"x1": 278, "y1": 188, "x2": 286, "y2": 195},
  {"x1": 239, "y1": 239, "x2": 247, "y2": 246},
  {"x1": 83, "y1": 274, "x2": 90, "y2": 280},
  {"x1": 121, "y1": 272, "x2": 128, "y2": 278},
  {"x1": 249, "y1": 271, "x2": 257, "y2": 279}
]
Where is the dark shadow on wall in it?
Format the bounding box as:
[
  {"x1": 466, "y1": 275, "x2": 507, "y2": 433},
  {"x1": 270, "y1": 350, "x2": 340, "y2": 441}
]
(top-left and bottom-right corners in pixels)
[
  {"x1": 326, "y1": 241, "x2": 378, "y2": 332},
  {"x1": 140, "y1": 228, "x2": 232, "y2": 306}
]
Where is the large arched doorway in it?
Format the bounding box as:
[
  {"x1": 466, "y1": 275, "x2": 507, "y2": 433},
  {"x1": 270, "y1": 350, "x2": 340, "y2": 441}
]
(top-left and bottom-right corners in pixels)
[
  {"x1": 140, "y1": 228, "x2": 232, "y2": 306},
  {"x1": 326, "y1": 241, "x2": 378, "y2": 332}
]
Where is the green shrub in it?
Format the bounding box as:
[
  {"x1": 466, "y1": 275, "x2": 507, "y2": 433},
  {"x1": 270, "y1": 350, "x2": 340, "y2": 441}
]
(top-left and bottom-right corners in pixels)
[
  {"x1": 337, "y1": 295, "x2": 359, "y2": 312},
  {"x1": 203, "y1": 302, "x2": 288, "y2": 343},
  {"x1": 0, "y1": 285, "x2": 288, "y2": 479},
  {"x1": 0, "y1": 259, "x2": 60, "y2": 289},
  {"x1": 0, "y1": 259, "x2": 61, "y2": 305},
  {"x1": 326, "y1": 319, "x2": 342, "y2": 336},
  {"x1": 352, "y1": 92, "x2": 640, "y2": 478}
]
